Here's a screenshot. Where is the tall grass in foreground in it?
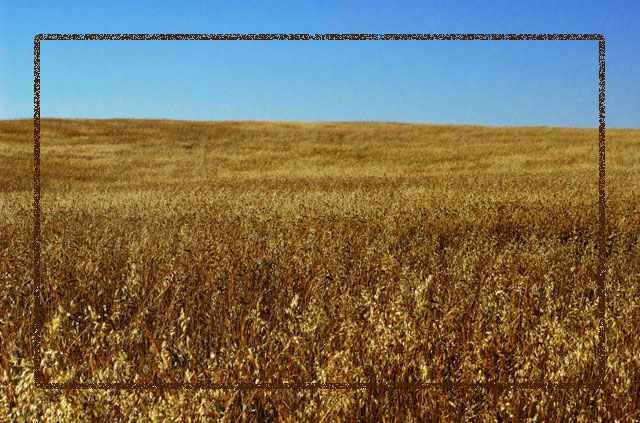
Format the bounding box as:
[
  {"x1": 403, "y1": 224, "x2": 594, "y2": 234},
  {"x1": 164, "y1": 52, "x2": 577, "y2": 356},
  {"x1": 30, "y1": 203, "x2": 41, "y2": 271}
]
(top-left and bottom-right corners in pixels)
[{"x1": 1, "y1": 119, "x2": 639, "y2": 421}]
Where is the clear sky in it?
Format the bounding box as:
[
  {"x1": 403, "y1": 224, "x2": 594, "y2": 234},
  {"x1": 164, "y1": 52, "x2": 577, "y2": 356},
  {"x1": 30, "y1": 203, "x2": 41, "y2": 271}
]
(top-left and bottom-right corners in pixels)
[{"x1": 0, "y1": 0, "x2": 638, "y2": 128}]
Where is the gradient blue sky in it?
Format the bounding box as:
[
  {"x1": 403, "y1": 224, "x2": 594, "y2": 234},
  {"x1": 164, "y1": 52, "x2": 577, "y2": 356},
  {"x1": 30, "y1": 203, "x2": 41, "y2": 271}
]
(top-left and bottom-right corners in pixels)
[{"x1": 1, "y1": 0, "x2": 638, "y2": 128}]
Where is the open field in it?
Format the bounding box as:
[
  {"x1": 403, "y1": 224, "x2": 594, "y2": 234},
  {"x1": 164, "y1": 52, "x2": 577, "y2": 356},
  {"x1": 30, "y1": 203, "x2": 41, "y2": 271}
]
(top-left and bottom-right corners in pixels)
[{"x1": 1, "y1": 119, "x2": 639, "y2": 421}]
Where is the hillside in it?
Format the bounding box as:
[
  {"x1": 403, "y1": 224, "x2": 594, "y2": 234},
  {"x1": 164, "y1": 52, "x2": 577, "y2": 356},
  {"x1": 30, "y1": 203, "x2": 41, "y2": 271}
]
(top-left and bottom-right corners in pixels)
[{"x1": 1, "y1": 119, "x2": 639, "y2": 421}]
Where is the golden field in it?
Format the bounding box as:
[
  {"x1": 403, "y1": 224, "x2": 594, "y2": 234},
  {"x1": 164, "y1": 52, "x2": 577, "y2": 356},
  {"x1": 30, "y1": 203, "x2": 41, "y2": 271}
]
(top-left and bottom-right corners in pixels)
[{"x1": 0, "y1": 118, "x2": 639, "y2": 421}]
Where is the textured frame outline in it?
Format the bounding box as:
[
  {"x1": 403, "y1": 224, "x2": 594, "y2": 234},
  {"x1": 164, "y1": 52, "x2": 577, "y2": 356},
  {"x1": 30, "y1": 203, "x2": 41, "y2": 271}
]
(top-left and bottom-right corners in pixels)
[{"x1": 31, "y1": 33, "x2": 606, "y2": 391}]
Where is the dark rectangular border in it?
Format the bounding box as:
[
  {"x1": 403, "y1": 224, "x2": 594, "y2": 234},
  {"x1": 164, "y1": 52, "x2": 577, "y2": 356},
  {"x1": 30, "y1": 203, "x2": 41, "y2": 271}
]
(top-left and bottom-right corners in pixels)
[{"x1": 32, "y1": 33, "x2": 606, "y2": 391}]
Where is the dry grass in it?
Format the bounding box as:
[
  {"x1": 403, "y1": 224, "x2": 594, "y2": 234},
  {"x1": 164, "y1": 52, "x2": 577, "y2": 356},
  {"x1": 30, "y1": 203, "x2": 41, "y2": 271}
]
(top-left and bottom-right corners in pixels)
[{"x1": 1, "y1": 118, "x2": 639, "y2": 421}]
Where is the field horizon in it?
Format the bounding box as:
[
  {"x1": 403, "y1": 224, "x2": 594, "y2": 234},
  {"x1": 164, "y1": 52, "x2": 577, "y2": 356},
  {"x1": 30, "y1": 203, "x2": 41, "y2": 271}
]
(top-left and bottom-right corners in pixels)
[
  {"x1": 6, "y1": 116, "x2": 632, "y2": 129},
  {"x1": 1, "y1": 118, "x2": 639, "y2": 421}
]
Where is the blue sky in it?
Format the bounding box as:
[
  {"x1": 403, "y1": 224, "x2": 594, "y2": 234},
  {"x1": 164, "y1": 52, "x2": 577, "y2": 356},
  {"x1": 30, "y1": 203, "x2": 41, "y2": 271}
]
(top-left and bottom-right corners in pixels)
[{"x1": 1, "y1": 0, "x2": 638, "y2": 128}]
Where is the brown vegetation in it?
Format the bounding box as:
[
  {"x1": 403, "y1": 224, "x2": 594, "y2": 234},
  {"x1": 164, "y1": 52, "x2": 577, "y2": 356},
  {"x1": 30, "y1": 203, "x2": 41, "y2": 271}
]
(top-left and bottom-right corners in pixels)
[{"x1": 1, "y1": 119, "x2": 639, "y2": 421}]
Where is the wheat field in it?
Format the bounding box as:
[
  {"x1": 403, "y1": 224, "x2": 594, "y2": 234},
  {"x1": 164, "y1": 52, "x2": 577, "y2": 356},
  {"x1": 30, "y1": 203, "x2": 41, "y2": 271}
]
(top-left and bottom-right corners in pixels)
[{"x1": 1, "y1": 119, "x2": 639, "y2": 421}]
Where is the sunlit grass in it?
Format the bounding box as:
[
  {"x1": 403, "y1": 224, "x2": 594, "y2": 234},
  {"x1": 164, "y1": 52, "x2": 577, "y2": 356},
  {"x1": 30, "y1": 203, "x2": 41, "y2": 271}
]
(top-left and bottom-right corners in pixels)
[{"x1": 1, "y1": 119, "x2": 639, "y2": 421}]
